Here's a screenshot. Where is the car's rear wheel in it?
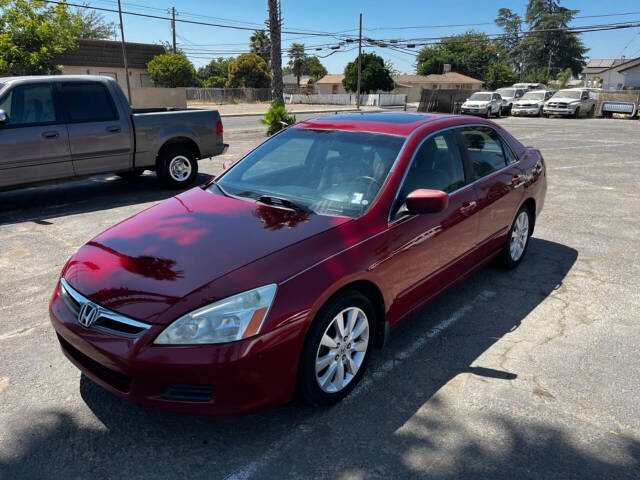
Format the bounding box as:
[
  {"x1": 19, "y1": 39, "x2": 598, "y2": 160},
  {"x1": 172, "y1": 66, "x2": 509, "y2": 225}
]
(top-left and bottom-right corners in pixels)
[
  {"x1": 157, "y1": 145, "x2": 199, "y2": 188},
  {"x1": 298, "y1": 291, "x2": 374, "y2": 406},
  {"x1": 500, "y1": 206, "x2": 532, "y2": 269}
]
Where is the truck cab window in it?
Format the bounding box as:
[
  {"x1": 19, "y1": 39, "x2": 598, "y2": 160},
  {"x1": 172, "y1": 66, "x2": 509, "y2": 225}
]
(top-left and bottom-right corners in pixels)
[
  {"x1": 0, "y1": 84, "x2": 56, "y2": 126},
  {"x1": 62, "y1": 83, "x2": 118, "y2": 123}
]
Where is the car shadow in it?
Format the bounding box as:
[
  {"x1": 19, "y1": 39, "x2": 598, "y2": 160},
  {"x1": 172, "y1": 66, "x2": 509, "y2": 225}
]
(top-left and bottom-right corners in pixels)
[
  {"x1": 0, "y1": 171, "x2": 214, "y2": 226},
  {"x1": 2, "y1": 238, "x2": 636, "y2": 479}
]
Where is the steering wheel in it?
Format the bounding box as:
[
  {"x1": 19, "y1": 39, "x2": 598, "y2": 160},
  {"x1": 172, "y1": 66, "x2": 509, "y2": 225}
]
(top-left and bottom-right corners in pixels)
[{"x1": 353, "y1": 175, "x2": 381, "y2": 188}]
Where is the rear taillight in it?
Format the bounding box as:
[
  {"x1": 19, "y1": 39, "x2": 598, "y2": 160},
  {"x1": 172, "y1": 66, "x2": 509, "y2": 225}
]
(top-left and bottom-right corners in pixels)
[{"x1": 216, "y1": 120, "x2": 223, "y2": 136}]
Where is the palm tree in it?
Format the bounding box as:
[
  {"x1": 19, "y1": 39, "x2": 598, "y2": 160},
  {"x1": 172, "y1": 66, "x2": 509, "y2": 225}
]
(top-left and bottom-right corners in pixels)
[
  {"x1": 268, "y1": 0, "x2": 283, "y2": 105},
  {"x1": 250, "y1": 29, "x2": 271, "y2": 66},
  {"x1": 287, "y1": 43, "x2": 306, "y2": 85}
]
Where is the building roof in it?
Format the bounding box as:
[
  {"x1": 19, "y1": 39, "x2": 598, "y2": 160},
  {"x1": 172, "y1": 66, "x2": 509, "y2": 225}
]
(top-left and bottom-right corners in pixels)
[
  {"x1": 582, "y1": 58, "x2": 632, "y2": 75},
  {"x1": 54, "y1": 39, "x2": 165, "y2": 70},
  {"x1": 394, "y1": 72, "x2": 483, "y2": 84},
  {"x1": 617, "y1": 57, "x2": 640, "y2": 73},
  {"x1": 316, "y1": 74, "x2": 345, "y2": 84}
]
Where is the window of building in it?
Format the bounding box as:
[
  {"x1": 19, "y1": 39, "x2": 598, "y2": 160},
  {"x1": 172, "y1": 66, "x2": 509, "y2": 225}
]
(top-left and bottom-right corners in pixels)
[{"x1": 140, "y1": 74, "x2": 153, "y2": 88}]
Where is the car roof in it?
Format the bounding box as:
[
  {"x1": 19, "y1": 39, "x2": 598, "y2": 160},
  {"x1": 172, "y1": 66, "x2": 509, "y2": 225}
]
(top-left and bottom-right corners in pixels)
[
  {"x1": 0, "y1": 75, "x2": 115, "y2": 85},
  {"x1": 295, "y1": 111, "x2": 497, "y2": 136},
  {"x1": 295, "y1": 112, "x2": 445, "y2": 136}
]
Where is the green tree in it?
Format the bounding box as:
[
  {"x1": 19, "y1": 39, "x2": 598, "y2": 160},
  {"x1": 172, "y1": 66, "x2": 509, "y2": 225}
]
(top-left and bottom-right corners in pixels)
[
  {"x1": 147, "y1": 54, "x2": 198, "y2": 87},
  {"x1": 494, "y1": 8, "x2": 523, "y2": 73},
  {"x1": 520, "y1": 66, "x2": 549, "y2": 84},
  {"x1": 75, "y1": 4, "x2": 116, "y2": 39},
  {"x1": 485, "y1": 61, "x2": 519, "y2": 90},
  {"x1": 287, "y1": 43, "x2": 306, "y2": 85},
  {"x1": 250, "y1": 29, "x2": 271, "y2": 65},
  {"x1": 0, "y1": 0, "x2": 82, "y2": 75},
  {"x1": 300, "y1": 56, "x2": 327, "y2": 81},
  {"x1": 343, "y1": 52, "x2": 394, "y2": 93},
  {"x1": 556, "y1": 67, "x2": 572, "y2": 88},
  {"x1": 521, "y1": 0, "x2": 587, "y2": 77},
  {"x1": 203, "y1": 76, "x2": 226, "y2": 88},
  {"x1": 416, "y1": 31, "x2": 500, "y2": 82},
  {"x1": 227, "y1": 53, "x2": 271, "y2": 88},
  {"x1": 197, "y1": 57, "x2": 233, "y2": 81}
]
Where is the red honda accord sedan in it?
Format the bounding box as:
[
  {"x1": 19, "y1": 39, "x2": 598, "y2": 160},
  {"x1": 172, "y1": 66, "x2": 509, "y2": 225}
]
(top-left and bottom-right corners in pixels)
[{"x1": 50, "y1": 112, "x2": 546, "y2": 415}]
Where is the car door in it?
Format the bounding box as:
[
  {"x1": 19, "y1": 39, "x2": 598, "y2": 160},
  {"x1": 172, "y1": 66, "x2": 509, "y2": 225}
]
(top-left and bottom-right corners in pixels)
[
  {"x1": 60, "y1": 81, "x2": 131, "y2": 176},
  {"x1": 379, "y1": 129, "x2": 480, "y2": 319},
  {"x1": 0, "y1": 82, "x2": 72, "y2": 189},
  {"x1": 459, "y1": 125, "x2": 524, "y2": 257}
]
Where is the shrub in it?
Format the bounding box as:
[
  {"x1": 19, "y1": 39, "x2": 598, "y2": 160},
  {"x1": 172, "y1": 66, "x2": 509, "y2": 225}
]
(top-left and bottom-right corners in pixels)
[{"x1": 261, "y1": 101, "x2": 296, "y2": 136}]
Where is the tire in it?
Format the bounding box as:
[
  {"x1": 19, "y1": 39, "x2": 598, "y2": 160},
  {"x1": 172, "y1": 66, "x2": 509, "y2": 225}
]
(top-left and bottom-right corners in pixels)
[
  {"x1": 116, "y1": 168, "x2": 144, "y2": 180},
  {"x1": 499, "y1": 205, "x2": 532, "y2": 269},
  {"x1": 297, "y1": 290, "x2": 375, "y2": 407},
  {"x1": 496, "y1": 106, "x2": 502, "y2": 118},
  {"x1": 573, "y1": 107, "x2": 581, "y2": 119},
  {"x1": 157, "y1": 144, "x2": 199, "y2": 188}
]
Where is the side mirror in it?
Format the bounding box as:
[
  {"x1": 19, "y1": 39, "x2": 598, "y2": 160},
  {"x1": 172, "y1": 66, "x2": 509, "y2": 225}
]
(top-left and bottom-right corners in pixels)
[
  {"x1": 0, "y1": 109, "x2": 8, "y2": 124},
  {"x1": 406, "y1": 189, "x2": 449, "y2": 214}
]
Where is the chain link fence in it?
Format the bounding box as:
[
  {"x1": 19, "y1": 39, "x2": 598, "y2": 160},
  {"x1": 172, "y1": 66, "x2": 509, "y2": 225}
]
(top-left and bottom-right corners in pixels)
[{"x1": 186, "y1": 88, "x2": 272, "y2": 104}]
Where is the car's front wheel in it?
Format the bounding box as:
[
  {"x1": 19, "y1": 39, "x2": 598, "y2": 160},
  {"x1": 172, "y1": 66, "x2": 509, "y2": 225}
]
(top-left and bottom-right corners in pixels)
[
  {"x1": 298, "y1": 291, "x2": 374, "y2": 406},
  {"x1": 500, "y1": 206, "x2": 532, "y2": 269}
]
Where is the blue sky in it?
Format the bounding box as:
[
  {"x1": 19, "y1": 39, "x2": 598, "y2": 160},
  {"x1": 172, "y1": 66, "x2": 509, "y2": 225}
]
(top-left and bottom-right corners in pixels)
[{"x1": 86, "y1": 0, "x2": 640, "y2": 73}]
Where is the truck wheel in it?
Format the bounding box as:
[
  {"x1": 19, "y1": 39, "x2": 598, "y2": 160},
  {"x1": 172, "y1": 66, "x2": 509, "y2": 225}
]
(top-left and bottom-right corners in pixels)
[
  {"x1": 116, "y1": 168, "x2": 144, "y2": 180},
  {"x1": 573, "y1": 107, "x2": 581, "y2": 119},
  {"x1": 157, "y1": 145, "x2": 199, "y2": 188}
]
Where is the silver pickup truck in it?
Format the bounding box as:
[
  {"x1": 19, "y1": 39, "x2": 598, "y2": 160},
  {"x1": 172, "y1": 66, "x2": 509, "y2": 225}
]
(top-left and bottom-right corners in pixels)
[{"x1": 0, "y1": 75, "x2": 227, "y2": 190}]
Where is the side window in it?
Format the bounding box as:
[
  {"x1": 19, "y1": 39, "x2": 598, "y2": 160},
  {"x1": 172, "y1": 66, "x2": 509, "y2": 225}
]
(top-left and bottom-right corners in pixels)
[
  {"x1": 400, "y1": 131, "x2": 466, "y2": 201},
  {"x1": 62, "y1": 83, "x2": 117, "y2": 123},
  {"x1": 461, "y1": 127, "x2": 508, "y2": 178},
  {"x1": 0, "y1": 83, "x2": 56, "y2": 126}
]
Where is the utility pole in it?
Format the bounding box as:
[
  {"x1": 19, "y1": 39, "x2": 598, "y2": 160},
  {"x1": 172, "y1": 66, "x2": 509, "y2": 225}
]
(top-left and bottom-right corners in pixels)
[
  {"x1": 268, "y1": 0, "x2": 284, "y2": 105},
  {"x1": 357, "y1": 13, "x2": 362, "y2": 110},
  {"x1": 117, "y1": 0, "x2": 132, "y2": 103},
  {"x1": 171, "y1": 7, "x2": 177, "y2": 53}
]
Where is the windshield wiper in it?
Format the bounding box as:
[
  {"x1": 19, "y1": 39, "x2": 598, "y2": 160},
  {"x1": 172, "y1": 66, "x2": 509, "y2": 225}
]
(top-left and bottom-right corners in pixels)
[{"x1": 257, "y1": 195, "x2": 310, "y2": 213}]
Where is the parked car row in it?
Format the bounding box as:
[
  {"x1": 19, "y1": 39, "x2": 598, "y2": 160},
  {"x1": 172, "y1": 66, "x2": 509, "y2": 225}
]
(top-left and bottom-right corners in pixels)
[{"x1": 461, "y1": 86, "x2": 599, "y2": 119}]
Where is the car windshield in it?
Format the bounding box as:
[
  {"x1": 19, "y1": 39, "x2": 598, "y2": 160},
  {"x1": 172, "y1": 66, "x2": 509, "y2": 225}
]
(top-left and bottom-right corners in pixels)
[
  {"x1": 522, "y1": 91, "x2": 546, "y2": 100},
  {"x1": 469, "y1": 93, "x2": 492, "y2": 101},
  {"x1": 497, "y1": 88, "x2": 516, "y2": 97},
  {"x1": 213, "y1": 128, "x2": 406, "y2": 218},
  {"x1": 553, "y1": 90, "x2": 582, "y2": 99}
]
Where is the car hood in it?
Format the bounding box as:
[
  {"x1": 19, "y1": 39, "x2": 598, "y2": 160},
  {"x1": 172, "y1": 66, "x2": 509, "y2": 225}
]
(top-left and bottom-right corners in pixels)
[
  {"x1": 514, "y1": 99, "x2": 543, "y2": 106},
  {"x1": 62, "y1": 187, "x2": 351, "y2": 323},
  {"x1": 547, "y1": 97, "x2": 580, "y2": 103}
]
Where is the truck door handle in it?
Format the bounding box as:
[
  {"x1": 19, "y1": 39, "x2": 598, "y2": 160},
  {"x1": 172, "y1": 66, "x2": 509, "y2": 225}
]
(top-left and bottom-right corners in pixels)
[
  {"x1": 106, "y1": 126, "x2": 121, "y2": 133},
  {"x1": 460, "y1": 201, "x2": 477, "y2": 214},
  {"x1": 41, "y1": 131, "x2": 59, "y2": 139}
]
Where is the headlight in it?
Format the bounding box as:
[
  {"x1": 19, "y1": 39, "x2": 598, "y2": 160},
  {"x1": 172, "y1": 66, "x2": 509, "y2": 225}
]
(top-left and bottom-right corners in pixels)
[{"x1": 154, "y1": 284, "x2": 277, "y2": 344}]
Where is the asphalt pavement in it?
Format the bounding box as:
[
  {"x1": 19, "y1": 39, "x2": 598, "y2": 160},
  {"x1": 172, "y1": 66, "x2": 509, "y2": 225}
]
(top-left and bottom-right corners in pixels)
[{"x1": 0, "y1": 116, "x2": 638, "y2": 479}]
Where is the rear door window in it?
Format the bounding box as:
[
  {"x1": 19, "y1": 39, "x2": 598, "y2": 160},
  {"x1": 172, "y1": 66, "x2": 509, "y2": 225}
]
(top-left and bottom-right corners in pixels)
[
  {"x1": 460, "y1": 127, "x2": 509, "y2": 179},
  {"x1": 62, "y1": 83, "x2": 118, "y2": 123}
]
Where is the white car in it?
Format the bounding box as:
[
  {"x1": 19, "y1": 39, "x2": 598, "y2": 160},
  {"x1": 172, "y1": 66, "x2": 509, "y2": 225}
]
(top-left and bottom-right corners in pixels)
[
  {"x1": 511, "y1": 90, "x2": 555, "y2": 117},
  {"x1": 496, "y1": 87, "x2": 526, "y2": 114},
  {"x1": 543, "y1": 89, "x2": 596, "y2": 118},
  {"x1": 460, "y1": 92, "x2": 503, "y2": 118}
]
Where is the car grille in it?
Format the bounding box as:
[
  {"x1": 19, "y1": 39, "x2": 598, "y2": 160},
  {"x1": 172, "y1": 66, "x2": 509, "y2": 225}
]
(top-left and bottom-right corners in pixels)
[
  {"x1": 59, "y1": 278, "x2": 152, "y2": 338},
  {"x1": 518, "y1": 103, "x2": 537, "y2": 107},
  {"x1": 162, "y1": 384, "x2": 213, "y2": 402},
  {"x1": 547, "y1": 102, "x2": 568, "y2": 108},
  {"x1": 58, "y1": 334, "x2": 132, "y2": 392}
]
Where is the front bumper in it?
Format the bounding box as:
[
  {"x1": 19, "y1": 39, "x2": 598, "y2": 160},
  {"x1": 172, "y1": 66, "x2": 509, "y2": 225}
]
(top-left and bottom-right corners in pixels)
[
  {"x1": 49, "y1": 286, "x2": 307, "y2": 416},
  {"x1": 543, "y1": 108, "x2": 576, "y2": 116},
  {"x1": 512, "y1": 107, "x2": 540, "y2": 116},
  {"x1": 461, "y1": 107, "x2": 488, "y2": 115}
]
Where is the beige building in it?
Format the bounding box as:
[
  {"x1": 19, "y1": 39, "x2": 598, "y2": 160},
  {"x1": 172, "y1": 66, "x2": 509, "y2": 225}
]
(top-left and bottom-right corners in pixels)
[
  {"x1": 394, "y1": 73, "x2": 484, "y2": 102},
  {"x1": 316, "y1": 74, "x2": 348, "y2": 94},
  {"x1": 316, "y1": 70, "x2": 483, "y2": 101},
  {"x1": 55, "y1": 39, "x2": 165, "y2": 94}
]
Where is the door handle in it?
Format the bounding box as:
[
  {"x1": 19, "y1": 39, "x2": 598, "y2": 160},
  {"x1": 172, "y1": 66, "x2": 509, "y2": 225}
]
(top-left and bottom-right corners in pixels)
[
  {"x1": 511, "y1": 174, "x2": 525, "y2": 187},
  {"x1": 41, "y1": 131, "x2": 59, "y2": 139},
  {"x1": 106, "y1": 126, "x2": 121, "y2": 133},
  {"x1": 460, "y1": 201, "x2": 477, "y2": 214}
]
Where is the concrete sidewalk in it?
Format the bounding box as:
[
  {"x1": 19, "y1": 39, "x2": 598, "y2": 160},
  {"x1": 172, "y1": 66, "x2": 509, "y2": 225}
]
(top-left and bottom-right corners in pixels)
[{"x1": 189, "y1": 102, "x2": 385, "y2": 117}]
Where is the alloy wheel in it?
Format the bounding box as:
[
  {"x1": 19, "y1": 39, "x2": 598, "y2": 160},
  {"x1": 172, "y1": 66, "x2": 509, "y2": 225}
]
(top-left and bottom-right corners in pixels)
[
  {"x1": 169, "y1": 156, "x2": 192, "y2": 181},
  {"x1": 509, "y1": 211, "x2": 529, "y2": 262},
  {"x1": 315, "y1": 307, "x2": 369, "y2": 393}
]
